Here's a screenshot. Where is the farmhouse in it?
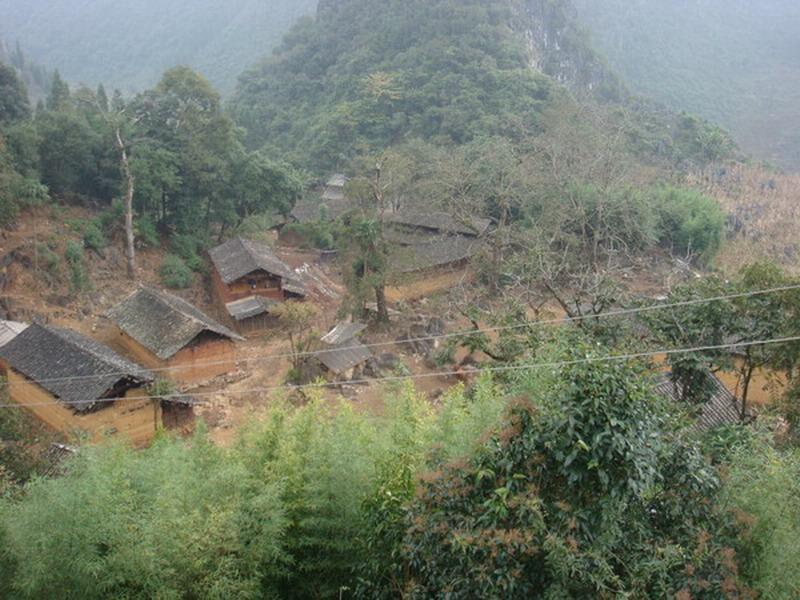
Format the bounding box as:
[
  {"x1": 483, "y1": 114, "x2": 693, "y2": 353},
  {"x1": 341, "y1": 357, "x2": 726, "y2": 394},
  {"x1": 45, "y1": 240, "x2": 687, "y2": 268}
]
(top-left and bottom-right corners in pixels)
[
  {"x1": 107, "y1": 287, "x2": 244, "y2": 384},
  {"x1": 0, "y1": 324, "x2": 164, "y2": 445},
  {"x1": 209, "y1": 237, "x2": 306, "y2": 334},
  {"x1": 654, "y1": 371, "x2": 746, "y2": 430},
  {"x1": 314, "y1": 322, "x2": 373, "y2": 380}
]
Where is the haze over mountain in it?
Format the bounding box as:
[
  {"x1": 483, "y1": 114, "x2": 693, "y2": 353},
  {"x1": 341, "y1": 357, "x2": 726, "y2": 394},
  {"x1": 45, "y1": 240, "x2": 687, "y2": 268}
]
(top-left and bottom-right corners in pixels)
[
  {"x1": 0, "y1": 0, "x2": 316, "y2": 95},
  {"x1": 575, "y1": 0, "x2": 800, "y2": 171}
]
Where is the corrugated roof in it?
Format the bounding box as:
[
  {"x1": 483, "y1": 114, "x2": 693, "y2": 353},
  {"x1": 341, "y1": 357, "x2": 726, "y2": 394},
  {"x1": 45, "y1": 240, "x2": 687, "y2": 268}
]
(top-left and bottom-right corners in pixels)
[
  {"x1": 107, "y1": 287, "x2": 243, "y2": 360},
  {"x1": 0, "y1": 324, "x2": 152, "y2": 413},
  {"x1": 317, "y1": 339, "x2": 372, "y2": 375},
  {"x1": 654, "y1": 372, "x2": 745, "y2": 430},
  {"x1": 386, "y1": 211, "x2": 491, "y2": 237},
  {"x1": 209, "y1": 237, "x2": 294, "y2": 284},
  {"x1": 0, "y1": 320, "x2": 28, "y2": 348},
  {"x1": 226, "y1": 296, "x2": 278, "y2": 321},
  {"x1": 321, "y1": 322, "x2": 367, "y2": 345}
]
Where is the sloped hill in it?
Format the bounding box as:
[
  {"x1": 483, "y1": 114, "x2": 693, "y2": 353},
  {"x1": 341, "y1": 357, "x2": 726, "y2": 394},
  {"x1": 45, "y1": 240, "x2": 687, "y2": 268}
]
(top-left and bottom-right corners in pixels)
[
  {"x1": 574, "y1": 0, "x2": 800, "y2": 171},
  {"x1": 230, "y1": 0, "x2": 624, "y2": 170},
  {"x1": 0, "y1": 0, "x2": 316, "y2": 94}
]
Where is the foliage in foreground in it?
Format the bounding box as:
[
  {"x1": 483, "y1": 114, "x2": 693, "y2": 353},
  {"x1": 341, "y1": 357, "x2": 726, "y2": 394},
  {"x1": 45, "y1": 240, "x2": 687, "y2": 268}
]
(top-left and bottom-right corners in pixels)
[{"x1": 3, "y1": 346, "x2": 800, "y2": 598}]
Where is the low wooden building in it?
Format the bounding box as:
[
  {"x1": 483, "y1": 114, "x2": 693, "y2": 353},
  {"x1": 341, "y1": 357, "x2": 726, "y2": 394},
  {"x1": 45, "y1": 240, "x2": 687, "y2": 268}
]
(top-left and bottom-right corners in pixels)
[
  {"x1": 107, "y1": 287, "x2": 244, "y2": 384},
  {"x1": 314, "y1": 322, "x2": 373, "y2": 380},
  {"x1": 0, "y1": 324, "x2": 167, "y2": 446},
  {"x1": 208, "y1": 237, "x2": 306, "y2": 334}
]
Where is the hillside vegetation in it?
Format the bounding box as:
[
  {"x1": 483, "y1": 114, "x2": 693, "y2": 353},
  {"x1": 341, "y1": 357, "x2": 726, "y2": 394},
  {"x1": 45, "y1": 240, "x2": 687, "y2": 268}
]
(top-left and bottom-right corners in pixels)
[
  {"x1": 0, "y1": 0, "x2": 316, "y2": 94},
  {"x1": 575, "y1": 0, "x2": 800, "y2": 171},
  {"x1": 231, "y1": 0, "x2": 735, "y2": 173}
]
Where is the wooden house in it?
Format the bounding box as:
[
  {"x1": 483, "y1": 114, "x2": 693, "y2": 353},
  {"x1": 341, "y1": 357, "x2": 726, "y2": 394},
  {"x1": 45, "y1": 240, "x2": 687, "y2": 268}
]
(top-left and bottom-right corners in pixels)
[
  {"x1": 0, "y1": 324, "x2": 168, "y2": 446},
  {"x1": 107, "y1": 287, "x2": 244, "y2": 384},
  {"x1": 209, "y1": 237, "x2": 306, "y2": 334},
  {"x1": 314, "y1": 322, "x2": 373, "y2": 380}
]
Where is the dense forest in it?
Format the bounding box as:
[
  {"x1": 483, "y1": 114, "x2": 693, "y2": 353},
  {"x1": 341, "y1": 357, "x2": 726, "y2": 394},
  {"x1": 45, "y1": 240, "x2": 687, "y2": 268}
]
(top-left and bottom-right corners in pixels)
[
  {"x1": 231, "y1": 0, "x2": 734, "y2": 172},
  {"x1": 2, "y1": 0, "x2": 800, "y2": 597},
  {"x1": 575, "y1": 0, "x2": 800, "y2": 171},
  {"x1": 0, "y1": 0, "x2": 316, "y2": 94}
]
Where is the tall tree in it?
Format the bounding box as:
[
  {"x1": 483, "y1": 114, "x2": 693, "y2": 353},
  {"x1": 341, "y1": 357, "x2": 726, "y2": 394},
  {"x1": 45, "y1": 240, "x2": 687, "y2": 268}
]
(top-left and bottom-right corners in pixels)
[{"x1": 0, "y1": 62, "x2": 30, "y2": 123}]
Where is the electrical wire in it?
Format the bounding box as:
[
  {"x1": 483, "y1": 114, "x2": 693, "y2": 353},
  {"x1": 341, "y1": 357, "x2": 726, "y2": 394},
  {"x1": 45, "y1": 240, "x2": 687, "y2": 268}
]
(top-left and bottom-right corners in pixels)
[
  {"x1": 2, "y1": 282, "x2": 799, "y2": 390},
  {"x1": 1, "y1": 335, "x2": 798, "y2": 410}
]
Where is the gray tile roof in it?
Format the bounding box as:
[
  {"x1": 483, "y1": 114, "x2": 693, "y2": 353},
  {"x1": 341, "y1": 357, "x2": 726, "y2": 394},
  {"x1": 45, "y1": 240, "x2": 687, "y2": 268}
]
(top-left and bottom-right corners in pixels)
[
  {"x1": 209, "y1": 237, "x2": 294, "y2": 284},
  {"x1": 317, "y1": 340, "x2": 372, "y2": 375},
  {"x1": 225, "y1": 296, "x2": 279, "y2": 321},
  {"x1": 107, "y1": 287, "x2": 243, "y2": 360},
  {"x1": 386, "y1": 210, "x2": 491, "y2": 237},
  {"x1": 390, "y1": 235, "x2": 483, "y2": 273},
  {"x1": 321, "y1": 322, "x2": 367, "y2": 345},
  {"x1": 654, "y1": 371, "x2": 745, "y2": 430},
  {"x1": 0, "y1": 324, "x2": 152, "y2": 413}
]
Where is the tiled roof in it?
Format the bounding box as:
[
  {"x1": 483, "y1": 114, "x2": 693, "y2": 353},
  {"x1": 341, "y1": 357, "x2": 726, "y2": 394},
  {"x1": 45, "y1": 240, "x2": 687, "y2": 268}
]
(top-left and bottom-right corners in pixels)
[
  {"x1": 225, "y1": 296, "x2": 279, "y2": 321},
  {"x1": 386, "y1": 210, "x2": 491, "y2": 237},
  {"x1": 107, "y1": 287, "x2": 243, "y2": 360},
  {"x1": 654, "y1": 371, "x2": 745, "y2": 430},
  {"x1": 0, "y1": 324, "x2": 151, "y2": 413},
  {"x1": 209, "y1": 237, "x2": 294, "y2": 284}
]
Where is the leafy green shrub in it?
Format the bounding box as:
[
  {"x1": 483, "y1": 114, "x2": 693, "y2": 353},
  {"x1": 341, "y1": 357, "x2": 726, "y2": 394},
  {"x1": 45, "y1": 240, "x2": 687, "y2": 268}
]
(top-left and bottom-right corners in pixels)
[
  {"x1": 158, "y1": 254, "x2": 193, "y2": 289},
  {"x1": 170, "y1": 234, "x2": 205, "y2": 271},
  {"x1": 654, "y1": 186, "x2": 725, "y2": 262},
  {"x1": 394, "y1": 355, "x2": 747, "y2": 597},
  {"x1": 722, "y1": 436, "x2": 800, "y2": 597},
  {"x1": 98, "y1": 198, "x2": 125, "y2": 232},
  {"x1": 135, "y1": 216, "x2": 160, "y2": 248},
  {"x1": 65, "y1": 240, "x2": 90, "y2": 293},
  {"x1": 0, "y1": 432, "x2": 288, "y2": 598},
  {"x1": 282, "y1": 222, "x2": 336, "y2": 250},
  {"x1": 82, "y1": 221, "x2": 106, "y2": 252}
]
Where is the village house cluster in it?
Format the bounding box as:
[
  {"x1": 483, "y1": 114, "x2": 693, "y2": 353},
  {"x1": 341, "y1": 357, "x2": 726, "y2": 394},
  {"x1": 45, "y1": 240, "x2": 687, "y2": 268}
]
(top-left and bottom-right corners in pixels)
[
  {"x1": 0, "y1": 172, "x2": 750, "y2": 447},
  {"x1": 0, "y1": 174, "x2": 495, "y2": 446}
]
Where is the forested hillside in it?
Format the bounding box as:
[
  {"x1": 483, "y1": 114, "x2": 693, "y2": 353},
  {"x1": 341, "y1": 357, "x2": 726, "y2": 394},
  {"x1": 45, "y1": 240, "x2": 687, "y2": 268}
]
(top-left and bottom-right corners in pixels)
[
  {"x1": 0, "y1": 0, "x2": 316, "y2": 94},
  {"x1": 231, "y1": 0, "x2": 734, "y2": 172},
  {"x1": 575, "y1": 0, "x2": 800, "y2": 171}
]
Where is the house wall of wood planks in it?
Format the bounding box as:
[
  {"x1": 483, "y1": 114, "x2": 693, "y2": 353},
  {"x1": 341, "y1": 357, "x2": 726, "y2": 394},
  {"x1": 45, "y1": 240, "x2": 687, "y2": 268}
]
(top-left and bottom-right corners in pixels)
[
  {"x1": 211, "y1": 267, "x2": 285, "y2": 305},
  {"x1": 4, "y1": 368, "x2": 160, "y2": 447},
  {"x1": 114, "y1": 329, "x2": 236, "y2": 384}
]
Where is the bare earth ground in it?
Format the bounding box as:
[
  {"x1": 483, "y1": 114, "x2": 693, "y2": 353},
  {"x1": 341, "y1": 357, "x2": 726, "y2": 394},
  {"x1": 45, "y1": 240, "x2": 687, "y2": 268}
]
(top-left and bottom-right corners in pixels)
[{"x1": 0, "y1": 198, "x2": 784, "y2": 447}]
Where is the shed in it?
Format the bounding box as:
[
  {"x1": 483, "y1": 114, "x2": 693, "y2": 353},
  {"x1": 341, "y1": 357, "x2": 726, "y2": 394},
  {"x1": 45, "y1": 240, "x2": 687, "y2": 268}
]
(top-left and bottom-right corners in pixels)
[
  {"x1": 315, "y1": 322, "x2": 372, "y2": 379},
  {"x1": 389, "y1": 235, "x2": 484, "y2": 273},
  {"x1": 0, "y1": 324, "x2": 167, "y2": 445},
  {"x1": 107, "y1": 287, "x2": 244, "y2": 384},
  {"x1": 654, "y1": 371, "x2": 747, "y2": 430}
]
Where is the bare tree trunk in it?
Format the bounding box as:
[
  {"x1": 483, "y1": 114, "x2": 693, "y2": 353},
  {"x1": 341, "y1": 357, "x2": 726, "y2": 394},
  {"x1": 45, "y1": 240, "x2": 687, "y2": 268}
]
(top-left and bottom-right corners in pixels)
[
  {"x1": 374, "y1": 285, "x2": 389, "y2": 324},
  {"x1": 115, "y1": 127, "x2": 136, "y2": 279},
  {"x1": 740, "y1": 355, "x2": 755, "y2": 422}
]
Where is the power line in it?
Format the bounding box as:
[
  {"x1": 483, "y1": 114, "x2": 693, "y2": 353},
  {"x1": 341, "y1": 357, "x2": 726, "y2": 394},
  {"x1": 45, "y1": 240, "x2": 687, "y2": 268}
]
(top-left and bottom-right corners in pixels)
[
  {"x1": 1, "y1": 335, "x2": 798, "y2": 410},
  {"x1": 2, "y1": 282, "x2": 799, "y2": 390}
]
